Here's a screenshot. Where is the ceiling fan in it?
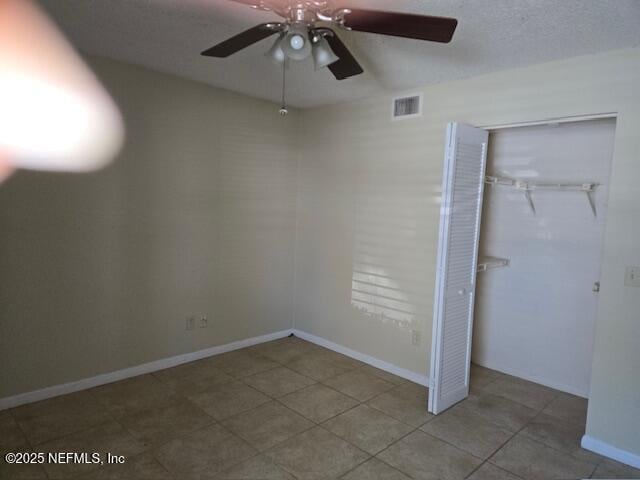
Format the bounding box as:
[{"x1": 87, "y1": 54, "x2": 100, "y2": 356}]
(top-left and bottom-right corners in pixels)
[{"x1": 201, "y1": 0, "x2": 458, "y2": 81}]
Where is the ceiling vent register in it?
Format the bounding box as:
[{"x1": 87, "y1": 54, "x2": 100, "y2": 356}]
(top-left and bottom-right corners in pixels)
[{"x1": 393, "y1": 95, "x2": 422, "y2": 120}]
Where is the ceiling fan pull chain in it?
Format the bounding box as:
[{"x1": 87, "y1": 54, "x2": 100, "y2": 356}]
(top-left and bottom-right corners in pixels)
[{"x1": 279, "y1": 59, "x2": 288, "y2": 116}]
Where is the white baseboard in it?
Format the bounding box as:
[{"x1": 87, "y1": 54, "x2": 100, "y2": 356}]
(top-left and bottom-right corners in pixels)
[
  {"x1": 582, "y1": 435, "x2": 640, "y2": 469},
  {"x1": 472, "y1": 357, "x2": 588, "y2": 398},
  {"x1": 0, "y1": 329, "x2": 293, "y2": 411},
  {"x1": 292, "y1": 329, "x2": 429, "y2": 386}
]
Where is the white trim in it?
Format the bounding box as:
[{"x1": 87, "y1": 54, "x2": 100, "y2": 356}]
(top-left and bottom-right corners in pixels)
[
  {"x1": 292, "y1": 329, "x2": 429, "y2": 386},
  {"x1": 481, "y1": 112, "x2": 617, "y2": 131},
  {"x1": 473, "y1": 358, "x2": 588, "y2": 398},
  {"x1": 0, "y1": 329, "x2": 293, "y2": 411},
  {"x1": 582, "y1": 435, "x2": 640, "y2": 469}
]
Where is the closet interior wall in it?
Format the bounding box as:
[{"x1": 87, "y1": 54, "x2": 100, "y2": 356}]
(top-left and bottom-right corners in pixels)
[{"x1": 472, "y1": 118, "x2": 616, "y2": 397}]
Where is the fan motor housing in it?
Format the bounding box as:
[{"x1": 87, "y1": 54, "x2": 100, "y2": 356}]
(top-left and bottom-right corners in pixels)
[{"x1": 289, "y1": 7, "x2": 315, "y2": 24}]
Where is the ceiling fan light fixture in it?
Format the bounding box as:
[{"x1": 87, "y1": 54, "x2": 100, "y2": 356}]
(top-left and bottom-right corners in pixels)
[
  {"x1": 265, "y1": 34, "x2": 286, "y2": 64},
  {"x1": 281, "y1": 24, "x2": 311, "y2": 61},
  {"x1": 202, "y1": 4, "x2": 458, "y2": 82},
  {"x1": 312, "y1": 35, "x2": 339, "y2": 70}
]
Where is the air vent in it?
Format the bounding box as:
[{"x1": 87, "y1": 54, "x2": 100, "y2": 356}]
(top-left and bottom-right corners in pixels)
[{"x1": 392, "y1": 94, "x2": 422, "y2": 120}]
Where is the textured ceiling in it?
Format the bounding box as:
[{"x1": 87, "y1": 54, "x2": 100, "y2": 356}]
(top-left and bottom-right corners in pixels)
[{"x1": 40, "y1": 0, "x2": 640, "y2": 108}]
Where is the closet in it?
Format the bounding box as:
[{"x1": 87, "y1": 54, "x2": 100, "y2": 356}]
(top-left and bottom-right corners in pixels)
[{"x1": 429, "y1": 117, "x2": 616, "y2": 414}]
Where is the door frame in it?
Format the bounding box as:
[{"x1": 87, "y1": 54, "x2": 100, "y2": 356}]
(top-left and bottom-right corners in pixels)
[{"x1": 479, "y1": 112, "x2": 617, "y2": 131}]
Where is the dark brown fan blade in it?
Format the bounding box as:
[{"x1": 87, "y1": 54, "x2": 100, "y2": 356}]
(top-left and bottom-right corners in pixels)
[
  {"x1": 201, "y1": 24, "x2": 279, "y2": 57},
  {"x1": 325, "y1": 31, "x2": 364, "y2": 80},
  {"x1": 228, "y1": 0, "x2": 288, "y2": 7},
  {"x1": 342, "y1": 9, "x2": 458, "y2": 43},
  {"x1": 227, "y1": 0, "x2": 261, "y2": 5}
]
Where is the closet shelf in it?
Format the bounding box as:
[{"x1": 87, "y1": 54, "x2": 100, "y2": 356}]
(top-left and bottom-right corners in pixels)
[
  {"x1": 485, "y1": 175, "x2": 599, "y2": 217},
  {"x1": 477, "y1": 256, "x2": 510, "y2": 272}
]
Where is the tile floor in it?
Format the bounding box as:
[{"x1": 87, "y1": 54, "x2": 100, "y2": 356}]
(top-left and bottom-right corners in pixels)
[{"x1": 1, "y1": 336, "x2": 639, "y2": 480}]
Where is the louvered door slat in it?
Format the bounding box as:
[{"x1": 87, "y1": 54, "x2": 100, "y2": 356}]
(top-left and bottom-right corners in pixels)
[{"x1": 429, "y1": 123, "x2": 488, "y2": 415}]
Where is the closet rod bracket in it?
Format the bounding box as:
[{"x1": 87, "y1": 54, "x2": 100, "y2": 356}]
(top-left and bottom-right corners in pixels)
[{"x1": 477, "y1": 256, "x2": 510, "y2": 272}]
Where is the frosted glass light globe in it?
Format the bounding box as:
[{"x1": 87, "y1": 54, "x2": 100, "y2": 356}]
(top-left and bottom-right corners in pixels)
[
  {"x1": 281, "y1": 25, "x2": 311, "y2": 61},
  {"x1": 289, "y1": 34, "x2": 305, "y2": 50}
]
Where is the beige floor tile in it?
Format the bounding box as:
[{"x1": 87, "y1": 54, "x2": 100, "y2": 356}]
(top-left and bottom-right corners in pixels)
[
  {"x1": 154, "y1": 423, "x2": 255, "y2": 480},
  {"x1": 118, "y1": 398, "x2": 214, "y2": 447},
  {"x1": 490, "y1": 434, "x2": 595, "y2": 480},
  {"x1": 153, "y1": 357, "x2": 229, "y2": 384},
  {"x1": 520, "y1": 413, "x2": 600, "y2": 464},
  {"x1": 466, "y1": 463, "x2": 522, "y2": 480},
  {"x1": 251, "y1": 339, "x2": 314, "y2": 365},
  {"x1": 323, "y1": 405, "x2": 413, "y2": 455},
  {"x1": 40, "y1": 420, "x2": 146, "y2": 479},
  {"x1": 0, "y1": 453, "x2": 48, "y2": 480},
  {"x1": 243, "y1": 367, "x2": 316, "y2": 398},
  {"x1": 249, "y1": 336, "x2": 315, "y2": 353},
  {"x1": 10, "y1": 391, "x2": 111, "y2": 446},
  {"x1": 458, "y1": 393, "x2": 537, "y2": 432},
  {"x1": 278, "y1": 384, "x2": 359, "y2": 423},
  {"x1": 318, "y1": 350, "x2": 366, "y2": 371},
  {"x1": 591, "y1": 459, "x2": 640, "y2": 479},
  {"x1": 216, "y1": 454, "x2": 296, "y2": 479},
  {"x1": 420, "y1": 404, "x2": 512, "y2": 459},
  {"x1": 222, "y1": 401, "x2": 313, "y2": 452},
  {"x1": 377, "y1": 430, "x2": 482, "y2": 480},
  {"x1": 153, "y1": 359, "x2": 234, "y2": 395},
  {"x1": 482, "y1": 376, "x2": 558, "y2": 411},
  {"x1": 367, "y1": 383, "x2": 433, "y2": 427},
  {"x1": 266, "y1": 427, "x2": 369, "y2": 480},
  {"x1": 287, "y1": 353, "x2": 353, "y2": 381},
  {"x1": 0, "y1": 422, "x2": 47, "y2": 480},
  {"x1": 90, "y1": 375, "x2": 179, "y2": 418},
  {"x1": 323, "y1": 370, "x2": 395, "y2": 402},
  {"x1": 358, "y1": 365, "x2": 409, "y2": 386},
  {"x1": 187, "y1": 380, "x2": 270, "y2": 421},
  {"x1": 76, "y1": 452, "x2": 173, "y2": 479},
  {"x1": 213, "y1": 351, "x2": 280, "y2": 378},
  {"x1": 469, "y1": 364, "x2": 503, "y2": 393},
  {"x1": 177, "y1": 373, "x2": 238, "y2": 398},
  {"x1": 341, "y1": 458, "x2": 411, "y2": 480},
  {"x1": 542, "y1": 392, "x2": 588, "y2": 426},
  {"x1": 0, "y1": 410, "x2": 29, "y2": 450},
  {"x1": 5, "y1": 341, "x2": 608, "y2": 480}
]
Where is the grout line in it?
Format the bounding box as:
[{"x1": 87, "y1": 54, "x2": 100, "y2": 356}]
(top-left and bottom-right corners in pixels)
[
  {"x1": 223, "y1": 341, "x2": 422, "y2": 476},
  {"x1": 465, "y1": 413, "x2": 537, "y2": 479},
  {"x1": 7, "y1": 339, "x2": 598, "y2": 480},
  {"x1": 370, "y1": 419, "x2": 428, "y2": 477},
  {"x1": 460, "y1": 384, "x2": 566, "y2": 480},
  {"x1": 334, "y1": 453, "x2": 375, "y2": 479},
  {"x1": 477, "y1": 401, "x2": 599, "y2": 480},
  {"x1": 82, "y1": 377, "x2": 229, "y2": 479},
  {"x1": 5, "y1": 339, "x2": 372, "y2": 480},
  {"x1": 7, "y1": 408, "x2": 52, "y2": 479}
]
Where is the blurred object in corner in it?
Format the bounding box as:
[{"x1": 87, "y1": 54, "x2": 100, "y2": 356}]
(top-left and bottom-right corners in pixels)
[{"x1": 0, "y1": 0, "x2": 124, "y2": 181}]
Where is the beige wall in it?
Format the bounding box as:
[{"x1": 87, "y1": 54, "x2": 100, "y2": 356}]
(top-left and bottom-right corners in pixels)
[
  {"x1": 0, "y1": 57, "x2": 299, "y2": 398},
  {"x1": 1, "y1": 47, "x2": 638, "y2": 459},
  {"x1": 294, "y1": 48, "x2": 640, "y2": 456}
]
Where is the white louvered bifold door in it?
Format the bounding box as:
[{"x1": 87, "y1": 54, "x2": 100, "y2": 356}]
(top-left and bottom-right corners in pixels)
[{"x1": 428, "y1": 123, "x2": 488, "y2": 415}]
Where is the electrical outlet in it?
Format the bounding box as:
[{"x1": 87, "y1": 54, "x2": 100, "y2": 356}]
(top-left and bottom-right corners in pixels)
[
  {"x1": 625, "y1": 266, "x2": 640, "y2": 287},
  {"x1": 185, "y1": 316, "x2": 195, "y2": 331},
  {"x1": 411, "y1": 330, "x2": 421, "y2": 346},
  {"x1": 199, "y1": 316, "x2": 208, "y2": 328}
]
